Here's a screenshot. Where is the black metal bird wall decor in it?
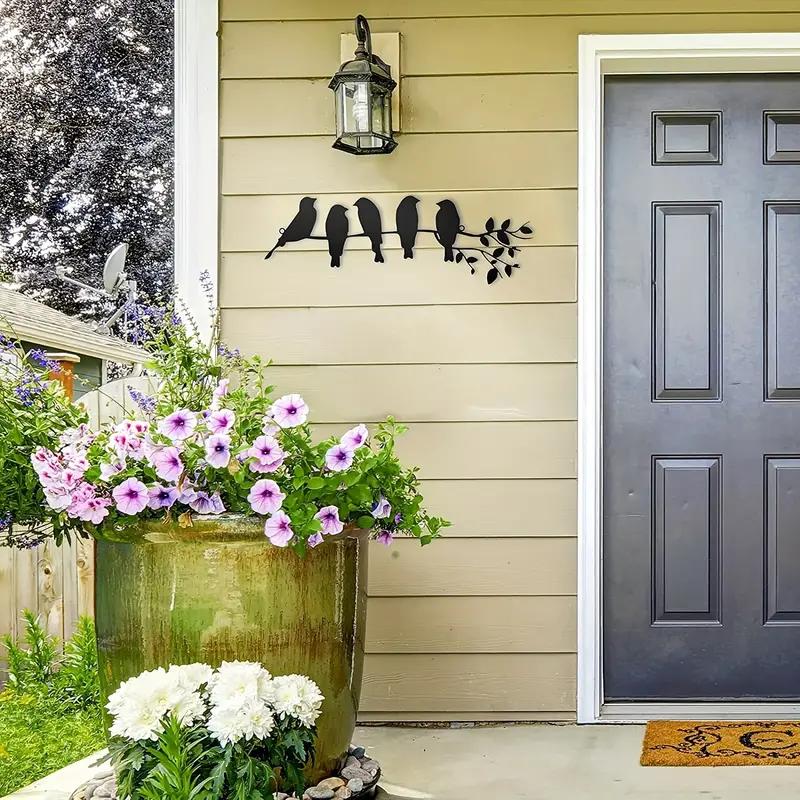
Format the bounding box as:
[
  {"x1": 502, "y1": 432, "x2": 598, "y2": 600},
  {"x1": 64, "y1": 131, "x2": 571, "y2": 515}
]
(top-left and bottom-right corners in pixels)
[{"x1": 264, "y1": 195, "x2": 534, "y2": 284}]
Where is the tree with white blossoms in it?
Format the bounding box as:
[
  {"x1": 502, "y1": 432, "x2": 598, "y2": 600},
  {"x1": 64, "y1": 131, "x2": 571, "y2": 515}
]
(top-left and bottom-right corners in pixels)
[{"x1": 105, "y1": 661, "x2": 324, "y2": 800}]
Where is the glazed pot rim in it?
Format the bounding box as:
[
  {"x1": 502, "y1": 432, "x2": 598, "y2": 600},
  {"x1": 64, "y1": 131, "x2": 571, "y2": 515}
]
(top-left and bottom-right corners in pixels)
[{"x1": 96, "y1": 514, "x2": 366, "y2": 545}]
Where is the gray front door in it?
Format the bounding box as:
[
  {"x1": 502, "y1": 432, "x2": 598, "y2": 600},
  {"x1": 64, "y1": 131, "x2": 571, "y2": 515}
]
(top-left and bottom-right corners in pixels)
[{"x1": 603, "y1": 75, "x2": 800, "y2": 701}]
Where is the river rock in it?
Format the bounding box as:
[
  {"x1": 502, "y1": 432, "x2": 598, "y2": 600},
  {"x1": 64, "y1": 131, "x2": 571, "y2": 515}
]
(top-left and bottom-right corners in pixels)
[
  {"x1": 360, "y1": 758, "x2": 379, "y2": 775},
  {"x1": 349, "y1": 746, "x2": 366, "y2": 759},
  {"x1": 305, "y1": 788, "x2": 335, "y2": 800},
  {"x1": 341, "y1": 766, "x2": 373, "y2": 783},
  {"x1": 345, "y1": 755, "x2": 361, "y2": 768},
  {"x1": 318, "y1": 777, "x2": 346, "y2": 790},
  {"x1": 346, "y1": 778, "x2": 364, "y2": 794},
  {"x1": 334, "y1": 789, "x2": 352, "y2": 800}
]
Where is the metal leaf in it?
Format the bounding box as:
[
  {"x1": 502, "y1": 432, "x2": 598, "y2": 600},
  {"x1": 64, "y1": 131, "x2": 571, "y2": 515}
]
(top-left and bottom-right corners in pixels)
[
  {"x1": 485, "y1": 217, "x2": 495, "y2": 232},
  {"x1": 480, "y1": 235, "x2": 490, "y2": 247},
  {"x1": 497, "y1": 230, "x2": 510, "y2": 246},
  {"x1": 487, "y1": 268, "x2": 499, "y2": 285},
  {"x1": 501, "y1": 219, "x2": 511, "y2": 230},
  {"x1": 492, "y1": 247, "x2": 504, "y2": 258},
  {"x1": 467, "y1": 256, "x2": 479, "y2": 264},
  {"x1": 504, "y1": 265, "x2": 513, "y2": 277},
  {"x1": 455, "y1": 252, "x2": 464, "y2": 263},
  {"x1": 520, "y1": 225, "x2": 533, "y2": 235}
]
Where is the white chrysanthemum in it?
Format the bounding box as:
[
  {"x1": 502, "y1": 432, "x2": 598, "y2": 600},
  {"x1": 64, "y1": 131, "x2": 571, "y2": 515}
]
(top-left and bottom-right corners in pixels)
[
  {"x1": 272, "y1": 674, "x2": 324, "y2": 728},
  {"x1": 107, "y1": 666, "x2": 208, "y2": 740},
  {"x1": 209, "y1": 660, "x2": 274, "y2": 710},
  {"x1": 168, "y1": 663, "x2": 214, "y2": 691},
  {"x1": 208, "y1": 699, "x2": 275, "y2": 746}
]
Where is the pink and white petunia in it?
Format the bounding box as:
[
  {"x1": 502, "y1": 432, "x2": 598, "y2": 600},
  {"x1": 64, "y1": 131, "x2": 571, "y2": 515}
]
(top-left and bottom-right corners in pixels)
[
  {"x1": 325, "y1": 444, "x2": 354, "y2": 472},
  {"x1": 112, "y1": 478, "x2": 149, "y2": 515},
  {"x1": 247, "y1": 479, "x2": 286, "y2": 515},
  {"x1": 375, "y1": 531, "x2": 394, "y2": 546},
  {"x1": 99, "y1": 459, "x2": 126, "y2": 482},
  {"x1": 270, "y1": 394, "x2": 309, "y2": 429},
  {"x1": 158, "y1": 409, "x2": 198, "y2": 441},
  {"x1": 340, "y1": 424, "x2": 369, "y2": 452},
  {"x1": 77, "y1": 497, "x2": 112, "y2": 525},
  {"x1": 265, "y1": 510, "x2": 294, "y2": 547},
  {"x1": 211, "y1": 378, "x2": 230, "y2": 410},
  {"x1": 207, "y1": 409, "x2": 235, "y2": 435},
  {"x1": 261, "y1": 417, "x2": 280, "y2": 437},
  {"x1": 248, "y1": 455, "x2": 285, "y2": 474},
  {"x1": 148, "y1": 485, "x2": 179, "y2": 510},
  {"x1": 149, "y1": 447, "x2": 184, "y2": 483},
  {"x1": 314, "y1": 506, "x2": 344, "y2": 536},
  {"x1": 307, "y1": 532, "x2": 324, "y2": 548},
  {"x1": 205, "y1": 435, "x2": 232, "y2": 468}
]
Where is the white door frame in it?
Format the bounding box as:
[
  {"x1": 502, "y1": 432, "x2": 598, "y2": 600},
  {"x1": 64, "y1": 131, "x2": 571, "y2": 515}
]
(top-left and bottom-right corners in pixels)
[{"x1": 577, "y1": 32, "x2": 800, "y2": 724}]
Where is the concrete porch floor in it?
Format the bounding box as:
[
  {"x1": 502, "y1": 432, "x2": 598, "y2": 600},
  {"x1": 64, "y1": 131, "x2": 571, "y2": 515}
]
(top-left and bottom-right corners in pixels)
[{"x1": 6, "y1": 724, "x2": 800, "y2": 800}]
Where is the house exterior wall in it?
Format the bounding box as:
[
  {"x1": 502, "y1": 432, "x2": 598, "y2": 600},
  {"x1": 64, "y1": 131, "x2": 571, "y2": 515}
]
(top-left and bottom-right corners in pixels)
[{"x1": 217, "y1": 0, "x2": 800, "y2": 721}]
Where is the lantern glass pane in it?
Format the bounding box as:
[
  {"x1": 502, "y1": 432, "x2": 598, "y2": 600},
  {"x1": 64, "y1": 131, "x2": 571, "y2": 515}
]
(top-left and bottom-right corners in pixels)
[{"x1": 338, "y1": 80, "x2": 372, "y2": 136}]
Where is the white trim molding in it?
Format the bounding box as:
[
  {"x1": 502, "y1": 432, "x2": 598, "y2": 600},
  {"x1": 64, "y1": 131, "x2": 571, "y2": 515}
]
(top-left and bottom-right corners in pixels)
[
  {"x1": 175, "y1": 0, "x2": 219, "y2": 342},
  {"x1": 577, "y1": 32, "x2": 800, "y2": 725}
]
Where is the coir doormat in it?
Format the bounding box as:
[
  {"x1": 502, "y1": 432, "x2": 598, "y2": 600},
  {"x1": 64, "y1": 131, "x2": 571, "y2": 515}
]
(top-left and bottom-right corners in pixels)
[{"x1": 641, "y1": 721, "x2": 800, "y2": 766}]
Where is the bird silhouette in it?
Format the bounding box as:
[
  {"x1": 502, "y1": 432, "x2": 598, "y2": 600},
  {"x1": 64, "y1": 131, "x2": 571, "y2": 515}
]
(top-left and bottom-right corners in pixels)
[
  {"x1": 354, "y1": 198, "x2": 384, "y2": 263},
  {"x1": 396, "y1": 196, "x2": 420, "y2": 259},
  {"x1": 435, "y1": 200, "x2": 460, "y2": 262},
  {"x1": 265, "y1": 197, "x2": 317, "y2": 259},
  {"x1": 325, "y1": 205, "x2": 349, "y2": 268}
]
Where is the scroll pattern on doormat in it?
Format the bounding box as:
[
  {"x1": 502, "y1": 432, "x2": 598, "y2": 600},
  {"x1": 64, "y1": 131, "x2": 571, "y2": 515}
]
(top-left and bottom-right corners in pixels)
[{"x1": 641, "y1": 721, "x2": 800, "y2": 766}]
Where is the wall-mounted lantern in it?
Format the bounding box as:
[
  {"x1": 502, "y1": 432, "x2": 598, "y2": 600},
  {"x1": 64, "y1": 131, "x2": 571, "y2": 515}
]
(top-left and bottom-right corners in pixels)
[{"x1": 329, "y1": 15, "x2": 397, "y2": 155}]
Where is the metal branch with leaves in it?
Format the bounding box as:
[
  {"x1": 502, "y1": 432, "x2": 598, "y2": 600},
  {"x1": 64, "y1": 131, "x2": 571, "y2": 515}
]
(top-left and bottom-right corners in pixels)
[{"x1": 450, "y1": 217, "x2": 534, "y2": 284}]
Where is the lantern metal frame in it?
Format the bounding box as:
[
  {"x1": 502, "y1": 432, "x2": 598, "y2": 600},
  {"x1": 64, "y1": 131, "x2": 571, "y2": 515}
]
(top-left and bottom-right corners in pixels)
[{"x1": 329, "y1": 15, "x2": 398, "y2": 155}]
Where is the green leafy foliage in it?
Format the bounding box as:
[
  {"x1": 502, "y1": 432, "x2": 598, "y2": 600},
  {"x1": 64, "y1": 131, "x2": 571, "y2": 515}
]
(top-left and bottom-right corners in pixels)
[{"x1": 0, "y1": 612, "x2": 104, "y2": 796}]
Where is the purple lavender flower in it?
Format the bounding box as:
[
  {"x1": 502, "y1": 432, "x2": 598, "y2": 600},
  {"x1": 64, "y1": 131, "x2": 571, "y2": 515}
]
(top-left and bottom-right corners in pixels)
[
  {"x1": 28, "y1": 349, "x2": 61, "y2": 372},
  {"x1": 128, "y1": 386, "x2": 157, "y2": 416},
  {"x1": 148, "y1": 485, "x2": 179, "y2": 510}
]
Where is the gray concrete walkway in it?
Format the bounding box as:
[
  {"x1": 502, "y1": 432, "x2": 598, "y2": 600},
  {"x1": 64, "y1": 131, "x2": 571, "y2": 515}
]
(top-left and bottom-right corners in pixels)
[{"x1": 6, "y1": 724, "x2": 800, "y2": 799}]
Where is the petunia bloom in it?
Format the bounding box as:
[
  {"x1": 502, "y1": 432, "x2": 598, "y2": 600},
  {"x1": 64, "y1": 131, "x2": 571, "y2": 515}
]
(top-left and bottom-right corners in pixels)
[
  {"x1": 247, "y1": 435, "x2": 285, "y2": 473},
  {"x1": 112, "y1": 478, "x2": 150, "y2": 515},
  {"x1": 148, "y1": 485, "x2": 179, "y2": 510},
  {"x1": 325, "y1": 444, "x2": 354, "y2": 472},
  {"x1": 375, "y1": 531, "x2": 394, "y2": 546},
  {"x1": 99, "y1": 459, "x2": 126, "y2": 482},
  {"x1": 248, "y1": 479, "x2": 286, "y2": 515},
  {"x1": 372, "y1": 494, "x2": 392, "y2": 519},
  {"x1": 265, "y1": 511, "x2": 294, "y2": 547},
  {"x1": 205, "y1": 435, "x2": 232, "y2": 468},
  {"x1": 308, "y1": 532, "x2": 324, "y2": 548},
  {"x1": 261, "y1": 418, "x2": 279, "y2": 437},
  {"x1": 190, "y1": 491, "x2": 225, "y2": 515},
  {"x1": 314, "y1": 506, "x2": 344, "y2": 536},
  {"x1": 207, "y1": 409, "x2": 235, "y2": 435},
  {"x1": 150, "y1": 447, "x2": 184, "y2": 483},
  {"x1": 340, "y1": 424, "x2": 369, "y2": 452},
  {"x1": 270, "y1": 394, "x2": 309, "y2": 429},
  {"x1": 158, "y1": 409, "x2": 198, "y2": 441},
  {"x1": 77, "y1": 497, "x2": 112, "y2": 525},
  {"x1": 211, "y1": 378, "x2": 230, "y2": 410}
]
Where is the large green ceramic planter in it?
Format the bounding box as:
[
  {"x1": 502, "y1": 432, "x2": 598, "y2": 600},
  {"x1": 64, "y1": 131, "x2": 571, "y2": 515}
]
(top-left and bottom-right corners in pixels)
[{"x1": 94, "y1": 515, "x2": 368, "y2": 780}]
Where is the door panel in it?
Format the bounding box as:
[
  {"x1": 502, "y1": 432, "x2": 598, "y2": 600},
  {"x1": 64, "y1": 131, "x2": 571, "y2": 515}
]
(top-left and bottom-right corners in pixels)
[{"x1": 603, "y1": 75, "x2": 800, "y2": 701}]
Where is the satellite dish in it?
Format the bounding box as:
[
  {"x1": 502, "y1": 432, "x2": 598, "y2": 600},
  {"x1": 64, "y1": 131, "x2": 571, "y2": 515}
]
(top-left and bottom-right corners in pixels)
[{"x1": 103, "y1": 243, "x2": 128, "y2": 295}]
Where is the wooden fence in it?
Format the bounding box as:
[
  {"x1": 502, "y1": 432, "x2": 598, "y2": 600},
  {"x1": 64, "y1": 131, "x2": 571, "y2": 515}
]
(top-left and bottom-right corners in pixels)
[{"x1": 0, "y1": 376, "x2": 152, "y2": 664}]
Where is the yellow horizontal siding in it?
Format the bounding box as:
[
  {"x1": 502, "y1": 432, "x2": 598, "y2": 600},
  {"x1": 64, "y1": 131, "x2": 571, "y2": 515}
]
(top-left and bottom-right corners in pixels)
[
  {"x1": 221, "y1": 0, "x2": 800, "y2": 21},
  {"x1": 221, "y1": 132, "x2": 576, "y2": 194},
  {"x1": 264, "y1": 364, "x2": 577, "y2": 422},
  {"x1": 368, "y1": 538, "x2": 577, "y2": 596},
  {"x1": 220, "y1": 248, "x2": 577, "y2": 307},
  {"x1": 221, "y1": 74, "x2": 578, "y2": 136},
  {"x1": 221, "y1": 14, "x2": 800, "y2": 78},
  {"x1": 361, "y1": 653, "x2": 576, "y2": 712},
  {"x1": 221, "y1": 305, "x2": 577, "y2": 364},
  {"x1": 366, "y1": 596, "x2": 577, "y2": 653},
  {"x1": 219, "y1": 1, "x2": 795, "y2": 719}
]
